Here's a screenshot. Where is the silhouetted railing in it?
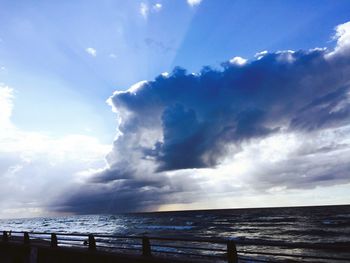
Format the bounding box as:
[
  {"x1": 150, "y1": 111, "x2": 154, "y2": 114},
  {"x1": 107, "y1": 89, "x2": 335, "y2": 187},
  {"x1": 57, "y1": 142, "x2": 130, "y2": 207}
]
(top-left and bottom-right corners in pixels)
[{"x1": 1, "y1": 230, "x2": 350, "y2": 262}]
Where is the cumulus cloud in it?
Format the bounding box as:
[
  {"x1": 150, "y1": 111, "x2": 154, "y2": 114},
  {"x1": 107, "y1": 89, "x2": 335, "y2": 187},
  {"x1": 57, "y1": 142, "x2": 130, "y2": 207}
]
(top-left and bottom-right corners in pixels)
[
  {"x1": 85, "y1": 47, "x2": 97, "y2": 57},
  {"x1": 57, "y1": 21, "x2": 350, "y2": 214},
  {"x1": 331, "y1": 21, "x2": 350, "y2": 56},
  {"x1": 107, "y1": 49, "x2": 349, "y2": 171}
]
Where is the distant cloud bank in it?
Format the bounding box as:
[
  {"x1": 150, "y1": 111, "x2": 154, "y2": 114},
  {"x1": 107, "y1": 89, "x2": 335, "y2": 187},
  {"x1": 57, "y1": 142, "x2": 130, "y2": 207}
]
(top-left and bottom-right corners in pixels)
[
  {"x1": 0, "y1": 85, "x2": 109, "y2": 218},
  {"x1": 57, "y1": 21, "x2": 350, "y2": 214}
]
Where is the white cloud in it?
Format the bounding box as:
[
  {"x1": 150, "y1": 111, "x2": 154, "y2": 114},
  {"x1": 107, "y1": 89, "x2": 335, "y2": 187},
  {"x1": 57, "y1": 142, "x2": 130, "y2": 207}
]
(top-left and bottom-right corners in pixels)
[
  {"x1": 255, "y1": 50, "x2": 268, "y2": 59},
  {"x1": 334, "y1": 21, "x2": 350, "y2": 51},
  {"x1": 217, "y1": 127, "x2": 350, "y2": 191},
  {"x1": 85, "y1": 47, "x2": 97, "y2": 57},
  {"x1": 326, "y1": 21, "x2": 350, "y2": 59},
  {"x1": 229, "y1": 56, "x2": 247, "y2": 66},
  {"x1": 109, "y1": 53, "x2": 117, "y2": 59},
  {"x1": 187, "y1": 0, "x2": 202, "y2": 7},
  {"x1": 140, "y1": 2, "x2": 149, "y2": 18},
  {"x1": 161, "y1": 72, "x2": 169, "y2": 77},
  {"x1": 0, "y1": 86, "x2": 109, "y2": 218},
  {"x1": 153, "y1": 3, "x2": 162, "y2": 12}
]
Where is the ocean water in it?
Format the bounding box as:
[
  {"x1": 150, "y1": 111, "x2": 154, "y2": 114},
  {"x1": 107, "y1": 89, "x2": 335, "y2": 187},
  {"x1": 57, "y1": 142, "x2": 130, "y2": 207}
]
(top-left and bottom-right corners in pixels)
[{"x1": 1, "y1": 205, "x2": 350, "y2": 262}]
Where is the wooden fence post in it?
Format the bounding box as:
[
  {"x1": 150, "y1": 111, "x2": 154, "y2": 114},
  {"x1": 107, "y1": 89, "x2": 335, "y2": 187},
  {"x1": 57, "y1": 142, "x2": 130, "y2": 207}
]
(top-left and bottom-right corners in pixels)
[
  {"x1": 227, "y1": 240, "x2": 238, "y2": 263},
  {"x1": 23, "y1": 232, "x2": 30, "y2": 245},
  {"x1": 142, "y1": 236, "x2": 151, "y2": 257},
  {"x1": 51, "y1": 233, "x2": 58, "y2": 248},
  {"x1": 88, "y1": 234, "x2": 96, "y2": 250},
  {"x1": 2, "y1": 231, "x2": 8, "y2": 242}
]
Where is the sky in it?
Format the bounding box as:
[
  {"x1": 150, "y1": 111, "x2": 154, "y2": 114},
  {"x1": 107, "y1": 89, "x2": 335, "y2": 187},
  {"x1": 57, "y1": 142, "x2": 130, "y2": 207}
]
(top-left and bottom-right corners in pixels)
[{"x1": 0, "y1": 0, "x2": 350, "y2": 218}]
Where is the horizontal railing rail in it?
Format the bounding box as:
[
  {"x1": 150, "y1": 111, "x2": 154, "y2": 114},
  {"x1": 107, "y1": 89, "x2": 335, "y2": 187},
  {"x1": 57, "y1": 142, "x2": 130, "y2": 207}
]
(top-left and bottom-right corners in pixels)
[{"x1": 1, "y1": 230, "x2": 350, "y2": 262}]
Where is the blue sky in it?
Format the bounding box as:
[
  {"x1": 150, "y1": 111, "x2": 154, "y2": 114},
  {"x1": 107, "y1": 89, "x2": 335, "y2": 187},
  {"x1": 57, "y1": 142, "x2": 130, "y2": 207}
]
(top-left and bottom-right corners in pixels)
[
  {"x1": 1, "y1": 0, "x2": 350, "y2": 141},
  {"x1": 0, "y1": 0, "x2": 350, "y2": 217}
]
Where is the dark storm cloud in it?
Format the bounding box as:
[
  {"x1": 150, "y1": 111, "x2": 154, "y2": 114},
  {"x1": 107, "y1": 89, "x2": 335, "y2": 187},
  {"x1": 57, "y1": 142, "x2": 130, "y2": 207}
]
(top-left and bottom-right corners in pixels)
[
  {"x1": 56, "y1": 178, "x2": 170, "y2": 214},
  {"x1": 290, "y1": 86, "x2": 350, "y2": 130},
  {"x1": 110, "y1": 50, "x2": 350, "y2": 171},
  {"x1": 252, "y1": 141, "x2": 350, "y2": 191},
  {"x1": 88, "y1": 164, "x2": 135, "y2": 183},
  {"x1": 56, "y1": 23, "x2": 350, "y2": 214}
]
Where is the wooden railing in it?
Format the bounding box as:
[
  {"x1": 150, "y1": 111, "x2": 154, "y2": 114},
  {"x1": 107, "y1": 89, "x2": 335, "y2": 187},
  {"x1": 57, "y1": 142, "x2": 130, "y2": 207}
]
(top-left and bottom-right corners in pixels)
[{"x1": 1, "y1": 230, "x2": 350, "y2": 262}]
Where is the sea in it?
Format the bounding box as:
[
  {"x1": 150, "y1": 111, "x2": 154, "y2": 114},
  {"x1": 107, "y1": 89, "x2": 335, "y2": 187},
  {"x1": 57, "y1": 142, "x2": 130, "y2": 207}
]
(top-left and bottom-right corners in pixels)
[{"x1": 1, "y1": 205, "x2": 350, "y2": 262}]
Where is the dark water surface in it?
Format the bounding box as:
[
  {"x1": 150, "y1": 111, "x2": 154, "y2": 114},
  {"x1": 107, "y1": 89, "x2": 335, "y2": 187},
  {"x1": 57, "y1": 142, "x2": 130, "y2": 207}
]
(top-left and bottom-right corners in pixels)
[{"x1": 1, "y1": 205, "x2": 350, "y2": 262}]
